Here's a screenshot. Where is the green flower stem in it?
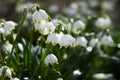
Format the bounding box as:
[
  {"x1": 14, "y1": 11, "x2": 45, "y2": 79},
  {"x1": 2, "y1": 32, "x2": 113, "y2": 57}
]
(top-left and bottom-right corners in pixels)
[
  {"x1": 10, "y1": 8, "x2": 27, "y2": 55},
  {"x1": 0, "y1": 52, "x2": 4, "y2": 65}
]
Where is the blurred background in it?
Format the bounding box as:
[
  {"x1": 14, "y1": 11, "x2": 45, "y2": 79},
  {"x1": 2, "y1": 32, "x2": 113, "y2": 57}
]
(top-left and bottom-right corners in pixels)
[{"x1": 0, "y1": 0, "x2": 120, "y2": 26}]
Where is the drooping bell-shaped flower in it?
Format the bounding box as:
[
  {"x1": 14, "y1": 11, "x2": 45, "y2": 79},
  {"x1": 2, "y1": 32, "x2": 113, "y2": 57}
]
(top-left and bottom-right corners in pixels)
[
  {"x1": 58, "y1": 32, "x2": 76, "y2": 48},
  {"x1": 75, "y1": 36, "x2": 88, "y2": 47},
  {"x1": 44, "y1": 54, "x2": 58, "y2": 66},
  {"x1": 4, "y1": 21, "x2": 17, "y2": 34},
  {"x1": 32, "y1": 9, "x2": 48, "y2": 22},
  {"x1": 46, "y1": 33, "x2": 59, "y2": 45},
  {"x1": 95, "y1": 16, "x2": 111, "y2": 29},
  {"x1": 72, "y1": 20, "x2": 85, "y2": 34},
  {"x1": 100, "y1": 35, "x2": 114, "y2": 46}
]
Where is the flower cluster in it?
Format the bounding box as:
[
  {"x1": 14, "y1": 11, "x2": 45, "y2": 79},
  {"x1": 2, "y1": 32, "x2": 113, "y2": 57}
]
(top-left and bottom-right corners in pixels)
[
  {"x1": 32, "y1": 9, "x2": 56, "y2": 35},
  {"x1": 0, "y1": 0, "x2": 119, "y2": 79},
  {"x1": 46, "y1": 32, "x2": 76, "y2": 48}
]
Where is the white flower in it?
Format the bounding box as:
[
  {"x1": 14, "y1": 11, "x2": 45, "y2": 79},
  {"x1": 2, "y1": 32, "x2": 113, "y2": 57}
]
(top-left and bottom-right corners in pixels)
[
  {"x1": 34, "y1": 20, "x2": 46, "y2": 31},
  {"x1": 46, "y1": 32, "x2": 75, "y2": 47},
  {"x1": 18, "y1": 43, "x2": 23, "y2": 51},
  {"x1": 95, "y1": 17, "x2": 111, "y2": 29},
  {"x1": 89, "y1": 38, "x2": 98, "y2": 47},
  {"x1": 44, "y1": 54, "x2": 58, "y2": 66},
  {"x1": 4, "y1": 21, "x2": 17, "y2": 34},
  {"x1": 72, "y1": 20, "x2": 85, "y2": 34},
  {"x1": 32, "y1": 9, "x2": 48, "y2": 22},
  {"x1": 45, "y1": 22, "x2": 56, "y2": 33},
  {"x1": 0, "y1": 27, "x2": 5, "y2": 33},
  {"x1": 100, "y1": 35, "x2": 114, "y2": 46},
  {"x1": 76, "y1": 36, "x2": 88, "y2": 47},
  {"x1": 5, "y1": 68, "x2": 12, "y2": 77},
  {"x1": 57, "y1": 78, "x2": 63, "y2": 80},
  {"x1": 58, "y1": 32, "x2": 76, "y2": 48},
  {"x1": 46, "y1": 33, "x2": 59, "y2": 45},
  {"x1": 93, "y1": 73, "x2": 113, "y2": 79},
  {"x1": 41, "y1": 22, "x2": 56, "y2": 35},
  {"x1": 10, "y1": 78, "x2": 20, "y2": 80},
  {"x1": 34, "y1": 21, "x2": 56, "y2": 35},
  {"x1": 73, "y1": 70, "x2": 82, "y2": 76},
  {"x1": 4, "y1": 42, "x2": 13, "y2": 53}
]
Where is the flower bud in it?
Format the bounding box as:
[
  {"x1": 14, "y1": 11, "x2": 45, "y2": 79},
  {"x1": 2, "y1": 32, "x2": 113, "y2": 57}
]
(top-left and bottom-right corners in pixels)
[
  {"x1": 57, "y1": 78, "x2": 63, "y2": 80},
  {"x1": 5, "y1": 68, "x2": 12, "y2": 77}
]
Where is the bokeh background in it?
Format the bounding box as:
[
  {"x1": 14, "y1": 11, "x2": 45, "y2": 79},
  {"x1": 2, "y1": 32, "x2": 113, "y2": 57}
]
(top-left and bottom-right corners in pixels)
[{"x1": 0, "y1": 0, "x2": 120, "y2": 26}]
